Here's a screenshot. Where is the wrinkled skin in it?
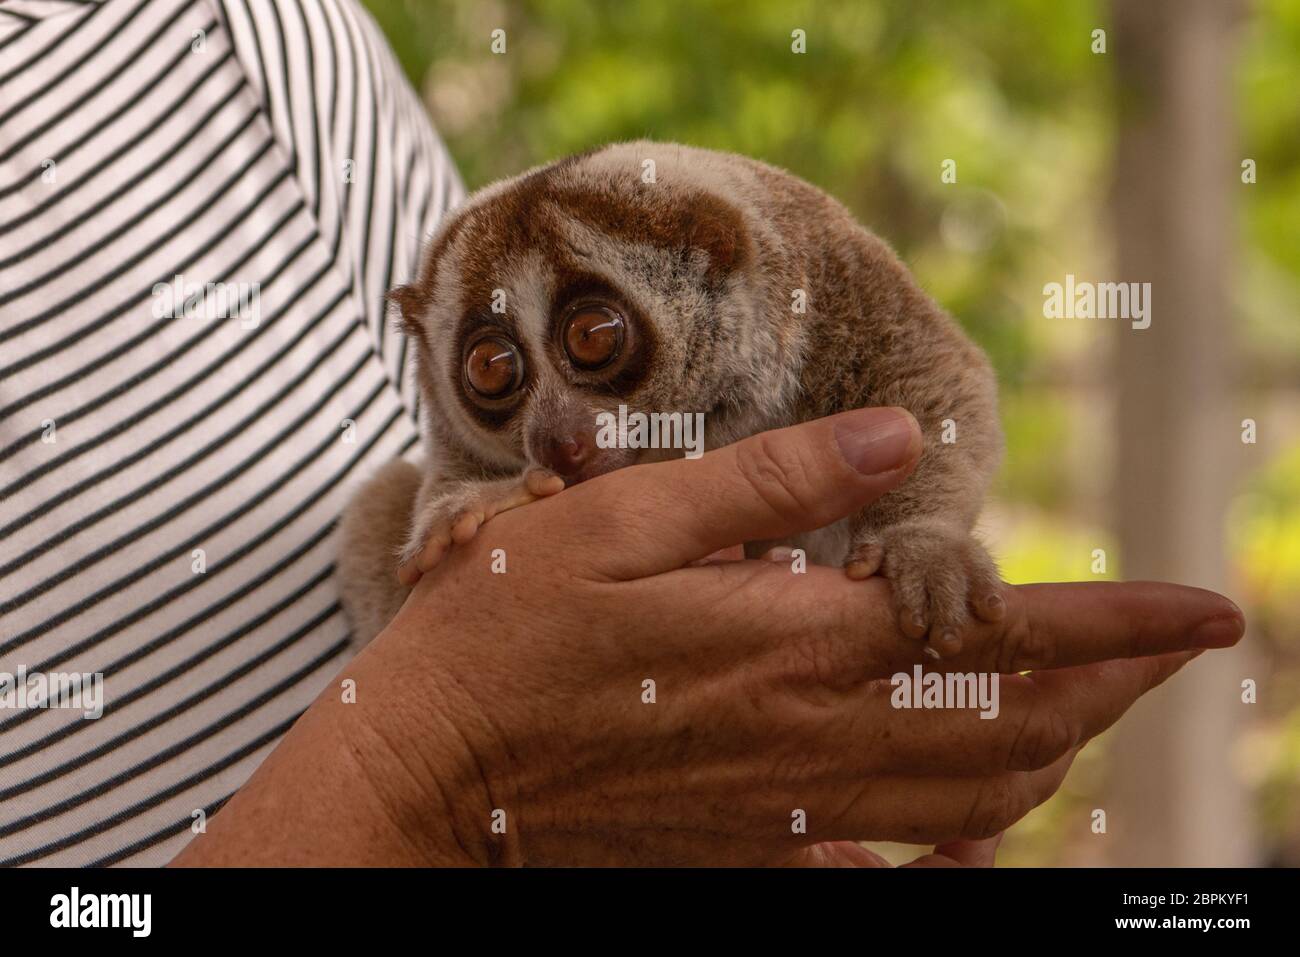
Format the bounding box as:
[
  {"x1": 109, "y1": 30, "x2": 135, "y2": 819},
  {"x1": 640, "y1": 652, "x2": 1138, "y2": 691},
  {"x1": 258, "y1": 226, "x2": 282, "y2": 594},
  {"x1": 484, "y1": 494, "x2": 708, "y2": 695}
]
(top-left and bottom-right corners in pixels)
[{"x1": 178, "y1": 408, "x2": 1244, "y2": 867}]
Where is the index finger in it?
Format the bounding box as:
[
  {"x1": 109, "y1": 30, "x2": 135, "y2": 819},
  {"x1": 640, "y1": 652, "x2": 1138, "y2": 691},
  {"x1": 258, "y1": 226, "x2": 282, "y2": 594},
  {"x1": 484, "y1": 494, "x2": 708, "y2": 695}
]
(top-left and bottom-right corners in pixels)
[
  {"x1": 910, "y1": 580, "x2": 1245, "y2": 675},
  {"x1": 604, "y1": 569, "x2": 1243, "y2": 684}
]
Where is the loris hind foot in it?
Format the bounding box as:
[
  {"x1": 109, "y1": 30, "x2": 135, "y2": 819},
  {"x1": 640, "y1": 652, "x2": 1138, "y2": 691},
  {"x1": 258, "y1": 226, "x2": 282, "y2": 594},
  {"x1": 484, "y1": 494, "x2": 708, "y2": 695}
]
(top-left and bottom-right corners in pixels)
[
  {"x1": 396, "y1": 467, "x2": 564, "y2": 586},
  {"x1": 844, "y1": 519, "x2": 1004, "y2": 659}
]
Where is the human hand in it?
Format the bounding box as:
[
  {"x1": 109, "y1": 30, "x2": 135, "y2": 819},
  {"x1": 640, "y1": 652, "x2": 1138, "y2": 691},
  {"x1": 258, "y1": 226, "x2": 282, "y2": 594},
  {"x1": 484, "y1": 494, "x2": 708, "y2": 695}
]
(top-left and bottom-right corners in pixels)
[
  {"x1": 332, "y1": 406, "x2": 1243, "y2": 866},
  {"x1": 176, "y1": 406, "x2": 1243, "y2": 866}
]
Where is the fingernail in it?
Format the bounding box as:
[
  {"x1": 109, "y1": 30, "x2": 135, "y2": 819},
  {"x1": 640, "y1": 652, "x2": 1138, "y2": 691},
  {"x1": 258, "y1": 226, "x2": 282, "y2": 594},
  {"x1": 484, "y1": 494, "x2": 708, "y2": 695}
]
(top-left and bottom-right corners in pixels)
[
  {"x1": 1191, "y1": 612, "x2": 1245, "y2": 648},
  {"x1": 834, "y1": 408, "x2": 920, "y2": 475}
]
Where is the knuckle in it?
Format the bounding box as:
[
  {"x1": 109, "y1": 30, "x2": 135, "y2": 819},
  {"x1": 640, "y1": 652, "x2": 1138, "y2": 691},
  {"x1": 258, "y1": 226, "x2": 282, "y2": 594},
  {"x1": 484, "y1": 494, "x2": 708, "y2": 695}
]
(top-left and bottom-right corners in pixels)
[
  {"x1": 998, "y1": 602, "x2": 1056, "y2": 672},
  {"x1": 962, "y1": 778, "x2": 1027, "y2": 840},
  {"x1": 787, "y1": 628, "x2": 849, "y2": 691},
  {"x1": 768, "y1": 741, "x2": 829, "y2": 790},
  {"x1": 733, "y1": 435, "x2": 827, "y2": 528},
  {"x1": 1007, "y1": 699, "x2": 1075, "y2": 771},
  {"x1": 777, "y1": 593, "x2": 870, "y2": 693}
]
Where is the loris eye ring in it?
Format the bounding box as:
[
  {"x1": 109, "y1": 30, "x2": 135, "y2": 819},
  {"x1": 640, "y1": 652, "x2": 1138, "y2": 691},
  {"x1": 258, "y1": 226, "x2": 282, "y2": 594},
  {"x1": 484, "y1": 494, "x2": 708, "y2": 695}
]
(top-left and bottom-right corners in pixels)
[
  {"x1": 464, "y1": 337, "x2": 523, "y2": 398},
  {"x1": 563, "y1": 305, "x2": 625, "y2": 371}
]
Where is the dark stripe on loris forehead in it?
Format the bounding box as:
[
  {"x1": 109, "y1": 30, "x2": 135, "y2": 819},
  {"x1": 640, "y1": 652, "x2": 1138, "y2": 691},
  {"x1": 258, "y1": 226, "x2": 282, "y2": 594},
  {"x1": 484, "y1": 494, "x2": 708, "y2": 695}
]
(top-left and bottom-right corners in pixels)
[
  {"x1": 469, "y1": 153, "x2": 748, "y2": 272},
  {"x1": 439, "y1": 184, "x2": 564, "y2": 316},
  {"x1": 560, "y1": 186, "x2": 748, "y2": 283}
]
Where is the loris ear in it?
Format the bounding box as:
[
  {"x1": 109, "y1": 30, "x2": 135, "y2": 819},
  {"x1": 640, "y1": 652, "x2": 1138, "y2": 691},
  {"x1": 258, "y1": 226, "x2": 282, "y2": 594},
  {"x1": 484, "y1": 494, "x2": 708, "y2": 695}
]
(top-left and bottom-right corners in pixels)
[
  {"x1": 676, "y1": 194, "x2": 751, "y2": 283},
  {"x1": 387, "y1": 284, "x2": 428, "y2": 343}
]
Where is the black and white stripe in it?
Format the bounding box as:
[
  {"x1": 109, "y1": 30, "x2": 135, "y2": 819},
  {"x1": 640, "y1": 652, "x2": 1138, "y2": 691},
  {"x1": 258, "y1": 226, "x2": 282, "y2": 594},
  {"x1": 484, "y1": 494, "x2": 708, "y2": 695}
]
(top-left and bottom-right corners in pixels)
[{"x1": 0, "y1": 0, "x2": 462, "y2": 866}]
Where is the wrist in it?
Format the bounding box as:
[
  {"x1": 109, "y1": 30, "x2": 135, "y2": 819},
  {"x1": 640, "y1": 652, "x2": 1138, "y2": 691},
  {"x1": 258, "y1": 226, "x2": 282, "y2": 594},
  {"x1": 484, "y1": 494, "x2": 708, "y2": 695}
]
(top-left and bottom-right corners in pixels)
[
  {"x1": 337, "y1": 611, "x2": 520, "y2": 866},
  {"x1": 171, "y1": 616, "x2": 499, "y2": 866},
  {"x1": 333, "y1": 681, "x2": 484, "y2": 866}
]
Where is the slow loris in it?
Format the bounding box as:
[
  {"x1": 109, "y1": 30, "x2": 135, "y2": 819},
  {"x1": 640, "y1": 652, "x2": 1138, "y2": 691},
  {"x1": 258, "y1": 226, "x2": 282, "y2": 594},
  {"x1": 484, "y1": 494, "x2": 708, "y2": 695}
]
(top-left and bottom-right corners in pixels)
[{"x1": 337, "y1": 142, "x2": 1004, "y2": 657}]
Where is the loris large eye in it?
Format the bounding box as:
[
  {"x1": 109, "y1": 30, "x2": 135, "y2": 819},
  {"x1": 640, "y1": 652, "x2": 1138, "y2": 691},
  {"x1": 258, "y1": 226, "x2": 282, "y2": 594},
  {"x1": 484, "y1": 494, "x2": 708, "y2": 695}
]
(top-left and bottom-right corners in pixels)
[
  {"x1": 563, "y1": 305, "x2": 625, "y2": 371},
  {"x1": 464, "y1": 337, "x2": 523, "y2": 398}
]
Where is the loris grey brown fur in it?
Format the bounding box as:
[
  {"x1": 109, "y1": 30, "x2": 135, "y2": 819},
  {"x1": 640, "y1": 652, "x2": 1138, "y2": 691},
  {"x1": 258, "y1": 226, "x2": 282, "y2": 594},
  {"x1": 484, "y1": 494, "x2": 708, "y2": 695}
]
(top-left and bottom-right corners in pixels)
[{"x1": 337, "y1": 141, "x2": 1004, "y2": 656}]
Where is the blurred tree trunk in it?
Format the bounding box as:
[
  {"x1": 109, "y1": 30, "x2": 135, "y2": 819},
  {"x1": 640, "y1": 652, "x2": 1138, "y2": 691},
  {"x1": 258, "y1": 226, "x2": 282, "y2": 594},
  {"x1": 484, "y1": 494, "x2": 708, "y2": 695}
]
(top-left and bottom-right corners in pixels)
[{"x1": 1108, "y1": 0, "x2": 1253, "y2": 865}]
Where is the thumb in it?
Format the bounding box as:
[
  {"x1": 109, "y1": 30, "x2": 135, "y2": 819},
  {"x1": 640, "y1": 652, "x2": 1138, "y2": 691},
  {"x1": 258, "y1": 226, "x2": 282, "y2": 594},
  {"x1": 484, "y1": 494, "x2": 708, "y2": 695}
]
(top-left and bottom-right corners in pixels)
[{"x1": 576, "y1": 406, "x2": 922, "y2": 579}]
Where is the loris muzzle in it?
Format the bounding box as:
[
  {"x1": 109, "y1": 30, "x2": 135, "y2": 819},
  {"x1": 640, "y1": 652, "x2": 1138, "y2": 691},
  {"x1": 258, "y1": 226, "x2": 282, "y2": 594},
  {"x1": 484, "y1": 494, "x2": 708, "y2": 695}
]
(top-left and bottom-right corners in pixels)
[{"x1": 336, "y1": 141, "x2": 1004, "y2": 656}]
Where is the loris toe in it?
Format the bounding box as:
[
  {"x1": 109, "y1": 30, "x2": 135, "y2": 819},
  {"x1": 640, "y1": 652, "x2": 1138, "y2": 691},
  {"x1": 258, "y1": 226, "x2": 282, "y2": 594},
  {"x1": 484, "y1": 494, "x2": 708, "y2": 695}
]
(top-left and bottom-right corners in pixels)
[
  {"x1": 401, "y1": 468, "x2": 567, "y2": 580},
  {"x1": 846, "y1": 521, "x2": 1000, "y2": 659}
]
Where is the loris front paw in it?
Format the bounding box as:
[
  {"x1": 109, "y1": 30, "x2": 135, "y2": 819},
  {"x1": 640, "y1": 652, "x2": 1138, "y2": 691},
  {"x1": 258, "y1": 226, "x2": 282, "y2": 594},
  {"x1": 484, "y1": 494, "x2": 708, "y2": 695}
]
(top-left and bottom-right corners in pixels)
[
  {"x1": 844, "y1": 520, "x2": 1003, "y2": 659},
  {"x1": 396, "y1": 467, "x2": 564, "y2": 586}
]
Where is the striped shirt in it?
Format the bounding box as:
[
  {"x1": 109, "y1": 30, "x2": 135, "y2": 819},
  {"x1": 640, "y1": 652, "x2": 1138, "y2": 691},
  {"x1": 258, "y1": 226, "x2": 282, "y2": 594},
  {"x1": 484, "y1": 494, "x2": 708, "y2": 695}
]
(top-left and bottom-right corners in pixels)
[{"x1": 0, "y1": 0, "x2": 462, "y2": 865}]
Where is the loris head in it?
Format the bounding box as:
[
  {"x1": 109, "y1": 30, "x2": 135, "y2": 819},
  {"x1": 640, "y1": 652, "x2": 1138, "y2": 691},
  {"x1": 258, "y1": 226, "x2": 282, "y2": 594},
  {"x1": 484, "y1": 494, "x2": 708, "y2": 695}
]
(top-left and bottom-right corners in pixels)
[{"x1": 390, "y1": 142, "x2": 788, "y2": 485}]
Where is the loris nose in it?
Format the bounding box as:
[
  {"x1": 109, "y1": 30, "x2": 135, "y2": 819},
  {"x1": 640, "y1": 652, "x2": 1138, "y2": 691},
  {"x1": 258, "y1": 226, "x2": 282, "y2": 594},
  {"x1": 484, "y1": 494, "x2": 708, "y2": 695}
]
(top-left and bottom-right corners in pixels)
[{"x1": 538, "y1": 434, "x2": 592, "y2": 477}]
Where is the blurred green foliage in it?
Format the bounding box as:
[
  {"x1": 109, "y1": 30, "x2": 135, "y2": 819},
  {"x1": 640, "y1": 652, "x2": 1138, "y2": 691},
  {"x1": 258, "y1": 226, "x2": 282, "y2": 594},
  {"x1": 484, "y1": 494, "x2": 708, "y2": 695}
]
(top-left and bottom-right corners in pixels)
[
  {"x1": 364, "y1": 0, "x2": 1300, "y2": 864},
  {"x1": 368, "y1": 0, "x2": 1114, "y2": 384}
]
